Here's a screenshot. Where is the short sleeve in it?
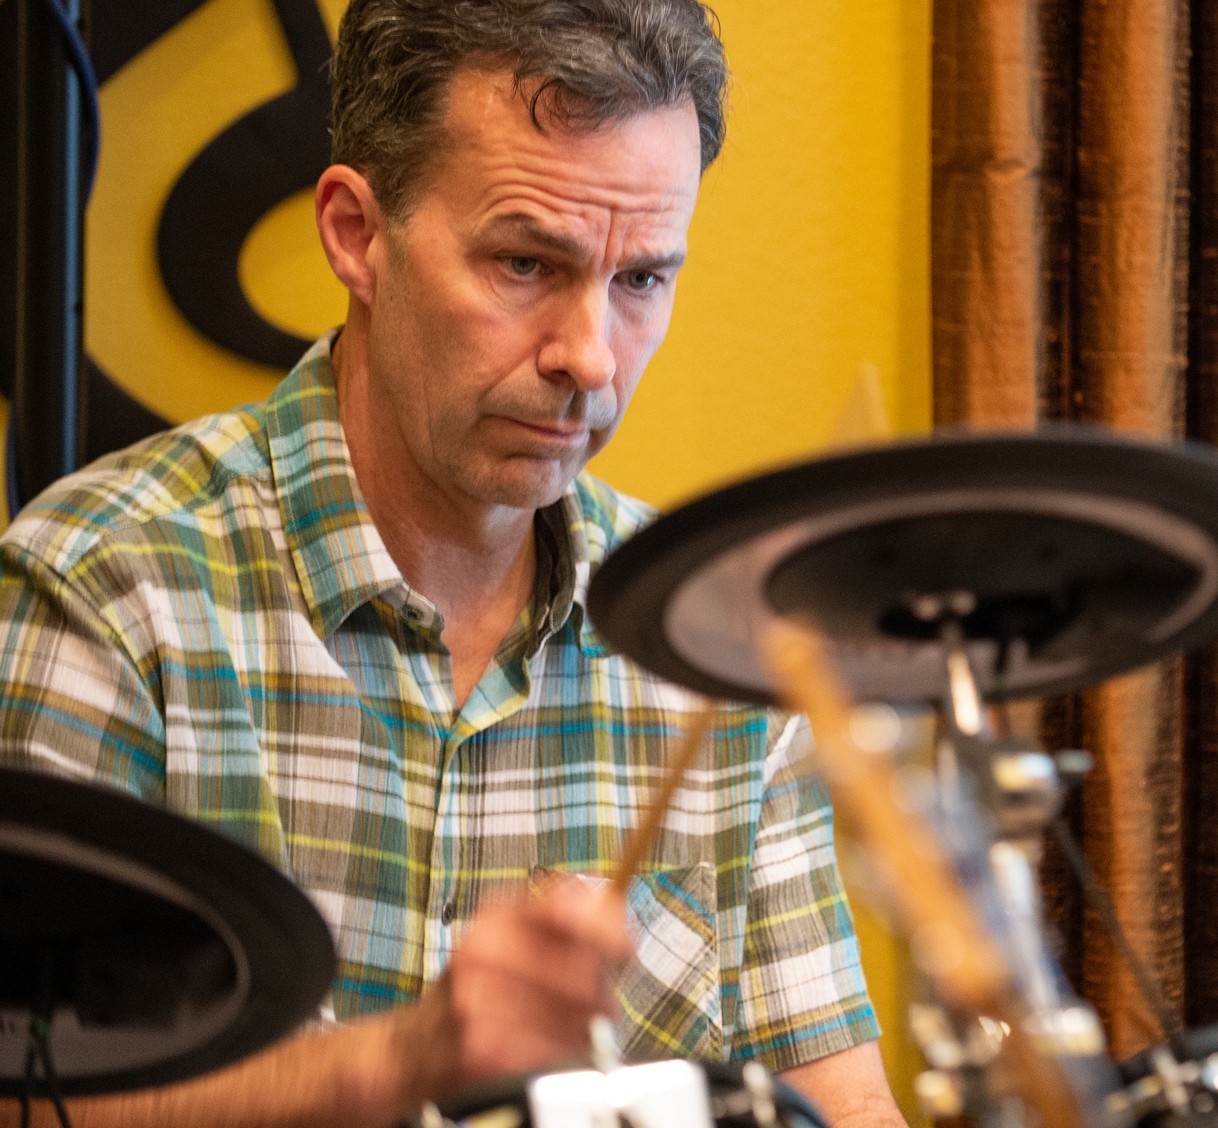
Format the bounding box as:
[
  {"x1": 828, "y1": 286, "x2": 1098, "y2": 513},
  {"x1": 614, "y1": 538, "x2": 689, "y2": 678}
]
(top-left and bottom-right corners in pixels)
[
  {"x1": 732, "y1": 713, "x2": 880, "y2": 1070},
  {"x1": 0, "y1": 541, "x2": 166, "y2": 796}
]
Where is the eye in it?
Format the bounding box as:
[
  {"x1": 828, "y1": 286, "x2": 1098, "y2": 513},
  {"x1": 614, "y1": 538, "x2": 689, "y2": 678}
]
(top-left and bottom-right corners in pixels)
[
  {"x1": 504, "y1": 255, "x2": 541, "y2": 277},
  {"x1": 622, "y1": 269, "x2": 660, "y2": 292}
]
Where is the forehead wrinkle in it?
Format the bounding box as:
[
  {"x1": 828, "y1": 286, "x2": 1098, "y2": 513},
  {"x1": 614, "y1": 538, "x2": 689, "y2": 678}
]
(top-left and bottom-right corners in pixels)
[
  {"x1": 436, "y1": 69, "x2": 700, "y2": 270},
  {"x1": 449, "y1": 88, "x2": 700, "y2": 212},
  {"x1": 475, "y1": 148, "x2": 698, "y2": 218}
]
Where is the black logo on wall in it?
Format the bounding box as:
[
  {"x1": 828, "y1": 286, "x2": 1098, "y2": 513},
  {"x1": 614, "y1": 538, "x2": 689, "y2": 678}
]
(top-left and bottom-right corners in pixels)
[
  {"x1": 0, "y1": 0, "x2": 332, "y2": 466},
  {"x1": 156, "y1": 0, "x2": 332, "y2": 369}
]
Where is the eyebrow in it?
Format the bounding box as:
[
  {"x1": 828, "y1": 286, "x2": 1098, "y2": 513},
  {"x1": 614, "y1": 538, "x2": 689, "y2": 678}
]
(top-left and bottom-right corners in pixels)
[{"x1": 481, "y1": 214, "x2": 687, "y2": 273}]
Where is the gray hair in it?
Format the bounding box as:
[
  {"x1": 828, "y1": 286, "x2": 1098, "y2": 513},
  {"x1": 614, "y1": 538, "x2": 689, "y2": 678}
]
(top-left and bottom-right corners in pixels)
[{"x1": 329, "y1": 0, "x2": 729, "y2": 218}]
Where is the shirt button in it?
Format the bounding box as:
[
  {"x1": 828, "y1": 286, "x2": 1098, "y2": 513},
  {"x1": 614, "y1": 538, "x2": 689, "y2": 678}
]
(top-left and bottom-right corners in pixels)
[{"x1": 441, "y1": 900, "x2": 456, "y2": 926}]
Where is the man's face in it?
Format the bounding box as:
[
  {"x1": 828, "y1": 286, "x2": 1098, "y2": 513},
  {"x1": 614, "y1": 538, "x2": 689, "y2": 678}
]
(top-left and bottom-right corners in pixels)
[{"x1": 363, "y1": 68, "x2": 703, "y2": 514}]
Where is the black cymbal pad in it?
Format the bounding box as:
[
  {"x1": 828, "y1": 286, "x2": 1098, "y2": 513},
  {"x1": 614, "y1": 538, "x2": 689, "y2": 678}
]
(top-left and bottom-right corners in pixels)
[{"x1": 588, "y1": 427, "x2": 1218, "y2": 705}]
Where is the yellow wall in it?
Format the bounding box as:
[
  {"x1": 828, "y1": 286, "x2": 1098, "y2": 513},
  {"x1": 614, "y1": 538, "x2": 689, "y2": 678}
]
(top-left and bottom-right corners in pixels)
[
  {"x1": 75, "y1": 1, "x2": 931, "y2": 1120},
  {"x1": 592, "y1": 2, "x2": 932, "y2": 506}
]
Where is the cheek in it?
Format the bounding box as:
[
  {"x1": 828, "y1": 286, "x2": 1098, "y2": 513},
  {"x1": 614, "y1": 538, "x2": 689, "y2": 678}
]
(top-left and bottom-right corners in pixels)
[
  {"x1": 443, "y1": 281, "x2": 544, "y2": 370},
  {"x1": 613, "y1": 371, "x2": 645, "y2": 421},
  {"x1": 613, "y1": 311, "x2": 672, "y2": 380}
]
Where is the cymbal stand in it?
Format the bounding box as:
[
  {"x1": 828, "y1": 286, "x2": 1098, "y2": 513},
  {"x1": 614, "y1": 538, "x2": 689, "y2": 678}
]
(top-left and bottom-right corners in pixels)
[{"x1": 911, "y1": 617, "x2": 1115, "y2": 1127}]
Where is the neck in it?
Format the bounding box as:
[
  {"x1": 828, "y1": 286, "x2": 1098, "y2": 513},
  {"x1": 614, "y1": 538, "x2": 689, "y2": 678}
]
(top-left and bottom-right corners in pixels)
[{"x1": 333, "y1": 325, "x2": 541, "y2": 707}]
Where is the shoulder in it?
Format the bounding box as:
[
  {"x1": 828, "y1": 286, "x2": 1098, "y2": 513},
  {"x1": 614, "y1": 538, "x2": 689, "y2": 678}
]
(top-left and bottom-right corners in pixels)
[
  {"x1": 2, "y1": 403, "x2": 270, "y2": 576},
  {"x1": 568, "y1": 471, "x2": 657, "y2": 566}
]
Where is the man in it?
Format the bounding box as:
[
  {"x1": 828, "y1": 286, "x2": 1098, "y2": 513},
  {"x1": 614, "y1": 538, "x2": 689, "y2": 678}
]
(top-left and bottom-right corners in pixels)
[{"x1": 0, "y1": 1, "x2": 907, "y2": 1125}]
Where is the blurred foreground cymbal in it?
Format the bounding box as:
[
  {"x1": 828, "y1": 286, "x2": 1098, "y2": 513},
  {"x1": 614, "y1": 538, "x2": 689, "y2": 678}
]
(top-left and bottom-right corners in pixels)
[
  {"x1": 588, "y1": 426, "x2": 1218, "y2": 706},
  {"x1": 0, "y1": 767, "x2": 335, "y2": 1096}
]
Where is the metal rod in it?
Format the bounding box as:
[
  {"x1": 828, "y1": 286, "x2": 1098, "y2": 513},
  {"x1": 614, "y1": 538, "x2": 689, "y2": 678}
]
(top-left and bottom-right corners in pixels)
[{"x1": 941, "y1": 618, "x2": 988, "y2": 738}]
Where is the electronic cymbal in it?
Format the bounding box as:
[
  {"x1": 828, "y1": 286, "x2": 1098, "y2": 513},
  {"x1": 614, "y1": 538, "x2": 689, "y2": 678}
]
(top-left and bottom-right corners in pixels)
[
  {"x1": 0, "y1": 767, "x2": 335, "y2": 1096},
  {"x1": 588, "y1": 427, "x2": 1218, "y2": 706}
]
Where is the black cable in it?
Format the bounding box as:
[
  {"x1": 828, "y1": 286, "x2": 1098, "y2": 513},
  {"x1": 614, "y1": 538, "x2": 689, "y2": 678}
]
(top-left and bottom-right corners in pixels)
[
  {"x1": 23, "y1": 1014, "x2": 75, "y2": 1128},
  {"x1": 1048, "y1": 814, "x2": 1187, "y2": 1060},
  {"x1": 35, "y1": 1020, "x2": 74, "y2": 1128},
  {"x1": 21, "y1": 1039, "x2": 35, "y2": 1128}
]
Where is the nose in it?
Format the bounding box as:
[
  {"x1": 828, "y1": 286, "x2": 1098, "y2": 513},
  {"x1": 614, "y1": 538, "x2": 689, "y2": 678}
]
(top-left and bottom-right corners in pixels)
[{"x1": 538, "y1": 289, "x2": 617, "y2": 391}]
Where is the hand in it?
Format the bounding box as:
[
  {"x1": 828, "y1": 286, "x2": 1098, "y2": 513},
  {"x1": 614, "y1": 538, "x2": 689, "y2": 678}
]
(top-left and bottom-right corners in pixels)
[{"x1": 404, "y1": 879, "x2": 634, "y2": 1102}]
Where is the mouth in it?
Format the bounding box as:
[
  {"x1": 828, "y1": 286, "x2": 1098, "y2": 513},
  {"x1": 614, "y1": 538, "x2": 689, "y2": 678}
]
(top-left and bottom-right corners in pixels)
[{"x1": 506, "y1": 419, "x2": 593, "y2": 443}]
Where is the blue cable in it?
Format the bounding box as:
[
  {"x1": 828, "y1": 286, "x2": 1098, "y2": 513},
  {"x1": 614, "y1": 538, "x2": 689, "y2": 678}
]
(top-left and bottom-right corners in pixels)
[{"x1": 39, "y1": 0, "x2": 100, "y2": 202}]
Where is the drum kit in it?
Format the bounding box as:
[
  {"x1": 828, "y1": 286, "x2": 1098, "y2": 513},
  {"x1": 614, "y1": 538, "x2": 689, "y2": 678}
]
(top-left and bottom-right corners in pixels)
[{"x1": 7, "y1": 425, "x2": 1218, "y2": 1126}]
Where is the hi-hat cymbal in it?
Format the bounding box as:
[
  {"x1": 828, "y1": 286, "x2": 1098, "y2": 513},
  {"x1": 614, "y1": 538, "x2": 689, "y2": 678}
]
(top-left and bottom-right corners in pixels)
[
  {"x1": 587, "y1": 427, "x2": 1218, "y2": 706},
  {"x1": 0, "y1": 767, "x2": 335, "y2": 1096}
]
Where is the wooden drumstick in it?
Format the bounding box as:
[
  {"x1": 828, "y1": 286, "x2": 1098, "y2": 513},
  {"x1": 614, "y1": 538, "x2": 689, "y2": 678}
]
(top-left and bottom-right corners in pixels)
[
  {"x1": 764, "y1": 621, "x2": 1082, "y2": 1128},
  {"x1": 611, "y1": 705, "x2": 717, "y2": 894}
]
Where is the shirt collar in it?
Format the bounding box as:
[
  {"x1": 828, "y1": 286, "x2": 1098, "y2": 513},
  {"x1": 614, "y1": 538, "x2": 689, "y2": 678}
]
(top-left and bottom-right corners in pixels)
[
  {"x1": 266, "y1": 332, "x2": 410, "y2": 639},
  {"x1": 545, "y1": 475, "x2": 654, "y2": 659}
]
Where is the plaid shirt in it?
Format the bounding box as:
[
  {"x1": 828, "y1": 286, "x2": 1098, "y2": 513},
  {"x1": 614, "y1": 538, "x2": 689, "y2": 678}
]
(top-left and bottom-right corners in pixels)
[{"x1": 0, "y1": 334, "x2": 877, "y2": 1070}]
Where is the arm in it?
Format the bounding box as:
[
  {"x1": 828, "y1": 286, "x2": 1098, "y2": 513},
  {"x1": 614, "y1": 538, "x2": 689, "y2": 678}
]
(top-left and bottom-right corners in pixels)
[
  {"x1": 10, "y1": 1013, "x2": 423, "y2": 1128},
  {"x1": 782, "y1": 1041, "x2": 908, "y2": 1128},
  {"x1": 732, "y1": 714, "x2": 906, "y2": 1124},
  {"x1": 7, "y1": 882, "x2": 633, "y2": 1128},
  {"x1": 735, "y1": 715, "x2": 882, "y2": 1065}
]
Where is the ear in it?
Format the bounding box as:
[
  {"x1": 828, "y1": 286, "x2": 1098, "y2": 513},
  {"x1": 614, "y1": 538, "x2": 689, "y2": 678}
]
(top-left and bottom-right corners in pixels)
[{"x1": 316, "y1": 165, "x2": 383, "y2": 307}]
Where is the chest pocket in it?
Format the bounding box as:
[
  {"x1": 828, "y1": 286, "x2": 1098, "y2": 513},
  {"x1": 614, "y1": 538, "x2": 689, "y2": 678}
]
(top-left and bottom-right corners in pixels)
[{"x1": 616, "y1": 862, "x2": 721, "y2": 1062}]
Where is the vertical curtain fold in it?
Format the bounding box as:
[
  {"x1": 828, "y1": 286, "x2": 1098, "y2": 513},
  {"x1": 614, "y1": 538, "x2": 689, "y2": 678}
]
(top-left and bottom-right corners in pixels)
[
  {"x1": 932, "y1": 3, "x2": 1041, "y2": 426},
  {"x1": 1072, "y1": 0, "x2": 1190, "y2": 1060},
  {"x1": 931, "y1": 0, "x2": 1214, "y2": 1065}
]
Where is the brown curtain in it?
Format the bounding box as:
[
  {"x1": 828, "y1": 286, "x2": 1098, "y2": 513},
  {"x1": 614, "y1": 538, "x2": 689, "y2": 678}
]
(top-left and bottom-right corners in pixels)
[{"x1": 931, "y1": 0, "x2": 1218, "y2": 1063}]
